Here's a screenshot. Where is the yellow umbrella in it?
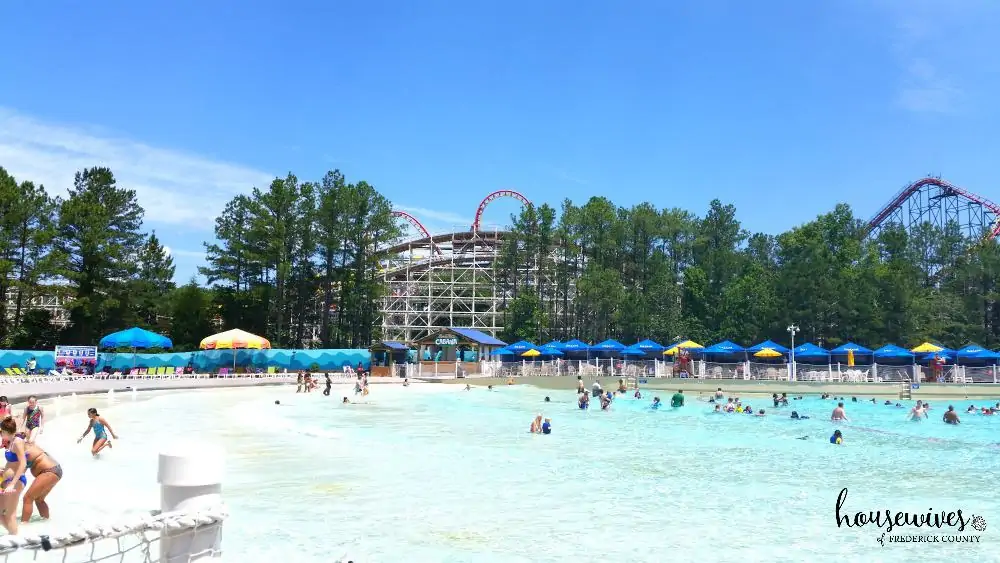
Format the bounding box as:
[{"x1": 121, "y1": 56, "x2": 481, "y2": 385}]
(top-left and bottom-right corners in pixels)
[
  {"x1": 847, "y1": 349, "x2": 855, "y2": 367},
  {"x1": 200, "y1": 329, "x2": 272, "y2": 370},
  {"x1": 911, "y1": 342, "x2": 943, "y2": 353},
  {"x1": 754, "y1": 348, "x2": 782, "y2": 358},
  {"x1": 521, "y1": 349, "x2": 541, "y2": 357},
  {"x1": 663, "y1": 340, "x2": 704, "y2": 355}
]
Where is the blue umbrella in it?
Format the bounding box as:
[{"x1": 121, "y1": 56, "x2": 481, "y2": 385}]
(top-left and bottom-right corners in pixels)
[
  {"x1": 562, "y1": 339, "x2": 590, "y2": 352},
  {"x1": 621, "y1": 345, "x2": 647, "y2": 356},
  {"x1": 746, "y1": 339, "x2": 789, "y2": 354},
  {"x1": 492, "y1": 347, "x2": 514, "y2": 356},
  {"x1": 956, "y1": 345, "x2": 999, "y2": 361},
  {"x1": 873, "y1": 344, "x2": 914, "y2": 360},
  {"x1": 792, "y1": 343, "x2": 829, "y2": 358},
  {"x1": 703, "y1": 340, "x2": 745, "y2": 354},
  {"x1": 635, "y1": 339, "x2": 665, "y2": 353},
  {"x1": 830, "y1": 342, "x2": 873, "y2": 355},
  {"x1": 536, "y1": 345, "x2": 564, "y2": 357},
  {"x1": 592, "y1": 339, "x2": 626, "y2": 351},
  {"x1": 100, "y1": 327, "x2": 172, "y2": 349},
  {"x1": 507, "y1": 340, "x2": 536, "y2": 352},
  {"x1": 543, "y1": 340, "x2": 566, "y2": 350}
]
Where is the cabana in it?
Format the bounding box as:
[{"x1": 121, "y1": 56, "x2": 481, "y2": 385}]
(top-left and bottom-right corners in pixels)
[
  {"x1": 872, "y1": 344, "x2": 916, "y2": 382},
  {"x1": 634, "y1": 339, "x2": 665, "y2": 355},
  {"x1": 955, "y1": 345, "x2": 1000, "y2": 383},
  {"x1": 700, "y1": 341, "x2": 746, "y2": 379},
  {"x1": 368, "y1": 341, "x2": 412, "y2": 376},
  {"x1": 591, "y1": 339, "x2": 625, "y2": 354},
  {"x1": 414, "y1": 327, "x2": 507, "y2": 376}
]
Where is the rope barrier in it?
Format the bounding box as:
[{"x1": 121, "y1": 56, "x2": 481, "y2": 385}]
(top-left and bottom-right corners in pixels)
[{"x1": 0, "y1": 505, "x2": 227, "y2": 561}]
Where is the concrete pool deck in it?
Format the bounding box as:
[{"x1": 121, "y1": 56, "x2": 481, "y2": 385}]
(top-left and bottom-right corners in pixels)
[
  {"x1": 0, "y1": 375, "x2": 410, "y2": 403},
  {"x1": 428, "y1": 375, "x2": 1000, "y2": 400}
]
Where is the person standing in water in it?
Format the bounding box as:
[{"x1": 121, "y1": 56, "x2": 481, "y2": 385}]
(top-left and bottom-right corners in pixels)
[
  {"x1": 670, "y1": 390, "x2": 685, "y2": 407},
  {"x1": 0, "y1": 417, "x2": 27, "y2": 535},
  {"x1": 323, "y1": 373, "x2": 332, "y2": 396},
  {"x1": 18, "y1": 438, "x2": 62, "y2": 523},
  {"x1": 19, "y1": 397, "x2": 43, "y2": 444},
  {"x1": 77, "y1": 408, "x2": 118, "y2": 457},
  {"x1": 943, "y1": 405, "x2": 961, "y2": 425},
  {"x1": 831, "y1": 402, "x2": 849, "y2": 422}
]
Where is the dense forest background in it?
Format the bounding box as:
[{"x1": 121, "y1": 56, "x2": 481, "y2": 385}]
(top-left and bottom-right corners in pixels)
[
  {"x1": 0, "y1": 166, "x2": 400, "y2": 351},
  {"x1": 497, "y1": 198, "x2": 1000, "y2": 350},
  {"x1": 3, "y1": 163, "x2": 999, "y2": 353}
]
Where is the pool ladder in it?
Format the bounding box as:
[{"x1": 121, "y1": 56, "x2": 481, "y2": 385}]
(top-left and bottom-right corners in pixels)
[{"x1": 899, "y1": 381, "x2": 912, "y2": 400}]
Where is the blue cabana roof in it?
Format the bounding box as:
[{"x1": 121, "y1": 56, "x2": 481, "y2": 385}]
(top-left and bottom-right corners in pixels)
[
  {"x1": 99, "y1": 327, "x2": 172, "y2": 349},
  {"x1": 957, "y1": 344, "x2": 1000, "y2": 360},
  {"x1": 621, "y1": 345, "x2": 647, "y2": 356},
  {"x1": 562, "y1": 339, "x2": 590, "y2": 352},
  {"x1": 635, "y1": 339, "x2": 665, "y2": 352},
  {"x1": 830, "y1": 342, "x2": 872, "y2": 354},
  {"x1": 703, "y1": 340, "x2": 745, "y2": 354},
  {"x1": 747, "y1": 340, "x2": 789, "y2": 354},
  {"x1": 378, "y1": 341, "x2": 409, "y2": 351},
  {"x1": 792, "y1": 343, "x2": 829, "y2": 357},
  {"x1": 592, "y1": 339, "x2": 625, "y2": 351},
  {"x1": 543, "y1": 340, "x2": 565, "y2": 349},
  {"x1": 873, "y1": 344, "x2": 914, "y2": 359},
  {"x1": 450, "y1": 328, "x2": 507, "y2": 346},
  {"x1": 507, "y1": 340, "x2": 536, "y2": 352},
  {"x1": 536, "y1": 345, "x2": 564, "y2": 356}
]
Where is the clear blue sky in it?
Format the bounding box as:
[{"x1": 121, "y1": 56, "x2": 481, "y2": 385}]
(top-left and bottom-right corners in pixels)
[{"x1": 3, "y1": 0, "x2": 1000, "y2": 281}]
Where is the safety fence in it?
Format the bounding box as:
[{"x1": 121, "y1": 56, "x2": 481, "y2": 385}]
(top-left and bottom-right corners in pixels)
[{"x1": 474, "y1": 359, "x2": 1000, "y2": 383}]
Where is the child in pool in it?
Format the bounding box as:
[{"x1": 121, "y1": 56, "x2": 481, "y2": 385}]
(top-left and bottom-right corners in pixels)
[{"x1": 830, "y1": 430, "x2": 844, "y2": 445}]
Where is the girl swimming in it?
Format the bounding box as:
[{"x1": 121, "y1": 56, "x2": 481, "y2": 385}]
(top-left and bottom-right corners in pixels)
[
  {"x1": 77, "y1": 408, "x2": 118, "y2": 457},
  {"x1": 0, "y1": 417, "x2": 26, "y2": 535}
]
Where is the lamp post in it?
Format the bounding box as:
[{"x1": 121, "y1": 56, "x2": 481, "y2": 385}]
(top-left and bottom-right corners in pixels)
[{"x1": 787, "y1": 324, "x2": 800, "y2": 381}]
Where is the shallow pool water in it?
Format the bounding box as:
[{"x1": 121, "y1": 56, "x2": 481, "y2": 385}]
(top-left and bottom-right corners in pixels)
[{"x1": 28, "y1": 385, "x2": 1000, "y2": 562}]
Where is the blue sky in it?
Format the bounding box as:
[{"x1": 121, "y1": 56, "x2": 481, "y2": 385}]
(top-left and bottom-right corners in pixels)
[{"x1": 3, "y1": 0, "x2": 1000, "y2": 281}]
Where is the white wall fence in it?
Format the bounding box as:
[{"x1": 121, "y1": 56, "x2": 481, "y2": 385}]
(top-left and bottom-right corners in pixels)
[
  {"x1": 0, "y1": 447, "x2": 226, "y2": 563},
  {"x1": 472, "y1": 359, "x2": 1000, "y2": 384}
]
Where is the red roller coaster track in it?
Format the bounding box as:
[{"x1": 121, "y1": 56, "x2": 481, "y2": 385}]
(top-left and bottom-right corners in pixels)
[
  {"x1": 471, "y1": 189, "x2": 533, "y2": 232},
  {"x1": 391, "y1": 210, "x2": 443, "y2": 255},
  {"x1": 867, "y1": 177, "x2": 1000, "y2": 238}
]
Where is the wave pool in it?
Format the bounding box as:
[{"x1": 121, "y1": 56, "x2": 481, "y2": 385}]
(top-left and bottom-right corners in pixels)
[{"x1": 30, "y1": 384, "x2": 1000, "y2": 562}]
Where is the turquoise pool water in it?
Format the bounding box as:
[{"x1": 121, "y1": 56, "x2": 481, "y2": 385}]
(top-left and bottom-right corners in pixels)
[{"x1": 32, "y1": 385, "x2": 1000, "y2": 562}]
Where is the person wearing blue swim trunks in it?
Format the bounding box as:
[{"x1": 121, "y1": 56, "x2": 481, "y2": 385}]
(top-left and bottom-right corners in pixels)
[
  {"x1": 77, "y1": 408, "x2": 119, "y2": 457},
  {"x1": 0, "y1": 417, "x2": 27, "y2": 534}
]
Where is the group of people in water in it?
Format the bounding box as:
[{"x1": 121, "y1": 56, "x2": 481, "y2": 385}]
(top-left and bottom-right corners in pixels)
[{"x1": 0, "y1": 395, "x2": 117, "y2": 534}]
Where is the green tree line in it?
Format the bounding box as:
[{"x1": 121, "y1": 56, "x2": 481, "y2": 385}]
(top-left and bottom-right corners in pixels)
[
  {"x1": 0, "y1": 166, "x2": 400, "y2": 351},
  {"x1": 497, "y1": 197, "x2": 1000, "y2": 351}
]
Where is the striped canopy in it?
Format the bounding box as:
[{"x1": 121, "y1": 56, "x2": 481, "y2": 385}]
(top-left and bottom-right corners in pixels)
[{"x1": 199, "y1": 329, "x2": 271, "y2": 350}]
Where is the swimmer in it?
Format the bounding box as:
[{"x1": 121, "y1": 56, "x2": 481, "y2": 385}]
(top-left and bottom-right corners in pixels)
[
  {"x1": 342, "y1": 397, "x2": 350, "y2": 404},
  {"x1": 713, "y1": 404, "x2": 721, "y2": 413},
  {"x1": 617, "y1": 379, "x2": 627, "y2": 393},
  {"x1": 600, "y1": 395, "x2": 611, "y2": 410},
  {"x1": 830, "y1": 430, "x2": 843, "y2": 445},
  {"x1": 670, "y1": 390, "x2": 685, "y2": 408},
  {"x1": 831, "y1": 402, "x2": 849, "y2": 422},
  {"x1": 323, "y1": 374, "x2": 332, "y2": 396},
  {"x1": 487, "y1": 385, "x2": 493, "y2": 391},
  {"x1": 506, "y1": 377, "x2": 515, "y2": 386},
  {"x1": 296, "y1": 372, "x2": 304, "y2": 393},
  {"x1": 756, "y1": 409, "x2": 766, "y2": 417},
  {"x1": 403, "y1": 378, "x2": 410, "y2": 387},
  {"x1": 77, "y1": 408, "x2": 117, "y2": 457},
  {"x1": 744, "y1": 405, "x2": 753, "y2": 415},
  {"x1": 578, "y1": 393, "x2": 589, "y2": 410},
  {"x1": 17, "y1": 438, "x2": 62, "y2": 523},
  {"x1": 651, "y1": 397, "x2": 661, "y2": 409},
  {"x1": 464, "y1": 384, "x2": 471, "y2": 391},
  {"x1": 967, "y1": 405, "x2": 977, "y2": 413},
  {"x1": 541, "y1": 418, "x2": 552, "y2": 434},
  {"x1": 634, "y1": 390, "x2": 642, "y2": 399},
  {"x1": 715, "y1": 388, "x2": 724, "y2": 400},
  {"x1": 851, "y1": 397, "x2": 857, "y2": 402},
  {"x1": 908, "y1": 401, "x2": 927, "y2": 421},
  {"x1": 943, "y1": 405, "x2": 960, "y2": 425},
  {"x1": 0, "y1": 397, "x2": 9, "y2": 419},
  {"x1": 591, "y1": 380, "x2": 603, "y2": 398},
  {"x1": 884, "y1": 400, "x2": 893, "y2": 405},
  {"x1": 544, "y1": 396, "x2": 551, "y2": 402},
  {"x1": 274, "y1": 400, "x2": 281, "y2": 405},
  {"x1": 790, "y1": 411, "x2": 809, "y2": 420},
  {"x1": 778, "y1": 393, "x2": 788, "y2": 406},
  {"x1": 576, "y1": 376, "x2": 585, "y2": 394}
]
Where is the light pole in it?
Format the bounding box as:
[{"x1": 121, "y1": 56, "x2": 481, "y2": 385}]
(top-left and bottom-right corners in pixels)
[{"x1": 787, "y1": 324, "x2": 799, "y2": 381}]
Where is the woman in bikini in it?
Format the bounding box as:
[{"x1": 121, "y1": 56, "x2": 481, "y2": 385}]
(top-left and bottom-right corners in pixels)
[
  {"x1": 0, "y1": 397, "x2": 10, "y2": 419},
  {"x1": 77, "y1": 408, "x2": 118, "y2": 456},
  {"x1": 0, "y1": 417, "x2": 27, "y2": 534},
  {"x1": 18, "y1": 439, "x2": 62, "y2": 523},
  {"x1": 19, "y1": 396, "x2": 43, "y2": 444}
]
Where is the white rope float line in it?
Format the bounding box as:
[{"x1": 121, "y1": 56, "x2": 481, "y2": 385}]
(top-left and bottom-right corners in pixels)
[{"x1": 0, "y1": 505, "x2": 228, "y2": 555}]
